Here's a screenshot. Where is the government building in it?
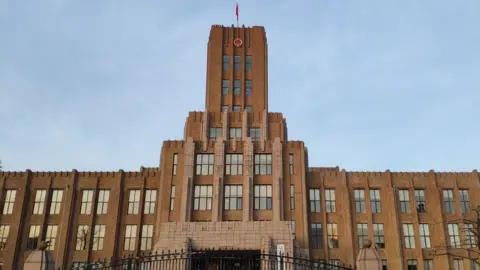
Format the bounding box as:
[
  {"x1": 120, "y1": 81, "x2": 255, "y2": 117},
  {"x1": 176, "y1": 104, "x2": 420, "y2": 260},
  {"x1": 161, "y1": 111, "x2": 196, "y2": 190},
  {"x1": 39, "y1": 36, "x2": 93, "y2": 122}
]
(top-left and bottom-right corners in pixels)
[{"x1": 0, "y1": 25, "x2": 479, "y2": 270}]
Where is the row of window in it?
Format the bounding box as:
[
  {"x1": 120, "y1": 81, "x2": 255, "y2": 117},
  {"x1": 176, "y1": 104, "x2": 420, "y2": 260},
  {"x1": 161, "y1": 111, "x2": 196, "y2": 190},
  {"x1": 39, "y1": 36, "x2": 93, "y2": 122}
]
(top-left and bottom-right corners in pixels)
[
  {"x1": 223, "y1": 55, "x2": 252, "y2": 71},
  {"x1": 220, "y1": 105, "x2": 252, "y2": 113},
  {"x1": 222, "y1": 79, "x2": 253, "y2": 96},
  {"x1": 209, "y1": 127, "x2": 260, "y2": 140}
]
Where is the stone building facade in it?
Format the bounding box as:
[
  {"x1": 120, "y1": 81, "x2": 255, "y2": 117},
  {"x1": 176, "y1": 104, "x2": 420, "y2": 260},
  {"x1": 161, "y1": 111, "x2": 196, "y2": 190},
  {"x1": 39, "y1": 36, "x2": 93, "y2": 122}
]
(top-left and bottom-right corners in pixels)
[{"x1": 0, "y1": 25, "x2": 479, "y2": 270}]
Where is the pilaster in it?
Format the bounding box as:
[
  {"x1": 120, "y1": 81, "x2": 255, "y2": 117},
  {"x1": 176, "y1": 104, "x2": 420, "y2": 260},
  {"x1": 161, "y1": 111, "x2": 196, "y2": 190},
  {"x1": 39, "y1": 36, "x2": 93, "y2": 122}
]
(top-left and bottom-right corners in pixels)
[
  {"x1": 272, "y1": 137, "x2": 284, "y2": 221},
  {"x1": 242, "y1": 110, "x2": 249, "y2": 140},
  {"x1": 180, "y1": 138, "x2": 195, "y2": 222},
  {"x1": 202, "y1": 112, "x2": 209, "y2": 151},
  {"x1": 243, "y1": 138, "x2": 254, "y2": 221},
  {"x1": 212, "y1": 138, "x2": 225, "y2": 222},
  {"x1": 261, "y1": 110, "x2": 268, "y2": 151},
  {"x1": 222, "y1": 111, "x2": 229, "y2": 139}
]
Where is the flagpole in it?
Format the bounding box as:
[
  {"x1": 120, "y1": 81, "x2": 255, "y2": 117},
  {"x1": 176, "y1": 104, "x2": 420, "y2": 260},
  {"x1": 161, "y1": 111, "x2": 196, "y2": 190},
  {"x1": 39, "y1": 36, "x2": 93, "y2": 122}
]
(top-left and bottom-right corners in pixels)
[{"x1": 236, "y1": 0, "x2": 239, "y2": 28}]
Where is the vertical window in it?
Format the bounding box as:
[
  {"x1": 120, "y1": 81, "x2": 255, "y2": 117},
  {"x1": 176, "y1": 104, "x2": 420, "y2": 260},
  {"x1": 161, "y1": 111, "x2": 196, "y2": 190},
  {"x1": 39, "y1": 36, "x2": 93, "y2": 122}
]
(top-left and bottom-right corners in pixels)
[
  {"x1": 354, "y1": 190, "x2": 366, "y2": 213},
  {"x1": 423, "y1": 260, "x2": 434, "y2": 270},
  {"x1": 195, "y1": 154, "x2": 214, "y2": 175},
  {"x1": 75, "y1": 225, "x2": 89, "y2": 251},
  {"x1": 246, "y1": 55, "x2": 252, "y2": 70},
  {"x1": 173, "y1": 153, "x2": 178, "y2": 175},
  {"x1": 309, "y1": 189, "x2": 321, "y2": 213},
  {"x1": 254, "y1": 185, "x2": 272, "y2": 210},
  {"x1": 245, "y1": 80, "x2": 252, "y2": 96},
  {"x1": 2, "y1": 190, "x2": 16, "y2": 214},
  {"x1": 170, "y1": 186, "x2": 176, "y2": 211},
  {"x1": 459, "y1": 189, "x2": 470, "y2": 213},
  {"x1": 193, "y1": 185, "x2": 213, "y2": 210},
  {"x1": 443, "y1": 189, "x2": 455, "y2": 213},
  {"x1": 128, "y1": 190, "x2": 141, "y2": 215},
  {"x1": 249, "y1": 128, "x2": 261, "y2": 141},
  {"x1": 233, "y1": 80, "x2": 240, "y2": 96},
  {"x1": 223, "y1": 55, "x2": 229, "y2": 70},
  {"x1": 254, "y1": 154, "x2": 272, "y2": 175},
  {"x1": 403, "y1": 223, "x2": 415, "y2": 249},
  {"x1": 96, "y1": 190, "x2": 110, "y2": 215},
  {"x1": 222, "y1": 80, "x2": 229, "y2": 95},
  {"x1": 373, "y1": 223, "x2": 385, "y2": 248},
  {"x1": 221, "y1": 105, "x2": 229, "y2": 112},
  {"x1": 229, "y1": 128, "x2": 242, "y2": 139},
  {"x1": 357, "y1": 223, "x2": 369, "y2": 248},
  {"x1": 224, "y1": 185, "x2": 242, "y2": 210},
  {"x1": 209, "y1": 127, "x2": 222, "y2": 139},
  {"x1": 327, "y1": 223, "x2": 339, "y2": 248},
  {"x1": 406, "y1": 260, "x2": 418, "y2": 270},
  {"x1": 234, "y1": 55, "x2": 241, "y2": 70},
  {"x1": 144, "y1": 189, "x2": 157, "y2": 214},
  {"x1": 245, "y1": 106, "x2": 252, "y2": 113},
  {"x1": 0, "y1": 225, "x2": 10, "y2": 250},
  {"x1": 382, "y1": 260, "x2": 388, "y2": 270},
  {"x1": 49, "y1": 190, "x2": 63, "y2": 215},
  {"x1": 414, "y1": 189, "x2": 426, "y2": 213},
  {"x1": 27, "y1": 225, "x2": 41, "y2": 250},
  {"x1": 419, "y1": 224, "x2": 431, "y2": 248},
  {"x1": 325, "y1": 189, "x2": 336, "y2": 213},
  {"x1": 370, "y1": 189, "x2": 381, "y2": 213},
  {"x1": 225, "y1": 154, "x2": 243, "y2": 175},
  {"x1": 399, "y1": 190, "x2": 411, "y2": 213},
  {"x1": 92, "y1": 225, "x2": 105, "y2": 251},
  {"x1": 33, "y1": 190, "x2": 46, "y2": 215},
  {"x1": 141, "y1": 225, "x2": 153, "y2": 251},
  {"x1": 290, "y1": 185, "x2": 295, "y2": 210},
  {"x1": 124, "y1": 225, "x2": 137, "y2": 251},
  {"x1": 290, "y1": 221, "x2": 295, "y2": 236},
  {"x1": 45, "y1": 225, "x2": 58, "y2": 250},
  {"x1": 289, "y1": 153, "x2": 294, "y2": 175},
  {"x1": 465, "y1": 223, "x2": 476, "y2": 248},
  {"x1": 233, "y1": 106, "x2": 241, "y2": 112},
  {"x1": 80, "y1": 190, "x2": 94, "y2": 215},
  {"x1": 448, "y1": 223, "x2": 461, "y2": 248},
  {"x1": 452, "y1": 259, "x2": 464, "y2": 270},
  {"x1": 311, "y1": 223, "x2": 323, "y2": 249}
]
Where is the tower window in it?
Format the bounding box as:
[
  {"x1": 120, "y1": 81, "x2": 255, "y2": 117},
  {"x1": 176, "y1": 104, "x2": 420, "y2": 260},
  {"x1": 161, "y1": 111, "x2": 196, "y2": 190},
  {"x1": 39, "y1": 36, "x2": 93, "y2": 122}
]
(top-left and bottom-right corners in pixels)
[
  {"x1": 225, "y1": 154, "x2": 243, "y2": 175},
  {"x1": 254, "y1": 185, "x2": 272, "y2": 210},
  {"x1": 221, "y1": 106, "x2": 229, "y2": 112},
  {"x1": 33, "y1": 190, "x2": 47, "y2": 215},
  {"x1": 233, "y1": 106, "x2": 241, "y2": 112},
  {"x1": 229, "y1": 128, "x2": 242, "y2": 139},
  {"x1": 246, "y1": 106, "x2": 252, "y2": 113},
  {"x1": 224, "y1": 185, "x2": 243, "y2": 210},
  {"x1": 2, "y1": 190, "x2": 16, "y2": 215},
  {"x1": 195, "y1": 154, "x2": 214, "y2": 175},
  {"x1": 233, "y1": 80, "x2": 240, "y2": 96},
  {"x1": 193, "y1": 185, "x2": 213, "y2": 210},
  {"x1": 223, "y1": 55, "x2": 230, "y2": 70},
  {"x1": 222, "y1": 80, "x2": 229, "y2": 95},
  {"x1": 245, "y1": 80, "x2": 252, "y2": 96},
  {"x1": 246, "y1": 55, "x2": 252, "y2": 70},
  {"x1": 234, "y1": 56, "x2": 241, "y2": 70},
  {"x1": 209, "y1": 127, "x2": 222, "y2": 139},
  {"x1": 249, "y1": 128, "x2": 261, "y2": 141},
  {"x1": 443, "y1": 189, "x2": 455, "y2": 213},
  {"x1": 254, "y1": 154, "x2": 272, "y2": 175}
]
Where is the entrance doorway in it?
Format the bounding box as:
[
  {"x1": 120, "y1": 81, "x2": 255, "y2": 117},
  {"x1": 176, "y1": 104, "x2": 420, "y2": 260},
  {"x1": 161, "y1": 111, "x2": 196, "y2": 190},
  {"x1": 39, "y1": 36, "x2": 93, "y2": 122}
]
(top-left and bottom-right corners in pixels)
[{"x1": 191, "y1": 250, "x2": 261, "y2": 270}]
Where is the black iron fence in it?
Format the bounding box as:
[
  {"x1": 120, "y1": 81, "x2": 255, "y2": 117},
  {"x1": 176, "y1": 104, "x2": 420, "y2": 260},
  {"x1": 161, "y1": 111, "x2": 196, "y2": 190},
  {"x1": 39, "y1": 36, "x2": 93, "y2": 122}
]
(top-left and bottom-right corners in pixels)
[{"x1": 65, "y1": 249, "x2": 355, "y2": 270}]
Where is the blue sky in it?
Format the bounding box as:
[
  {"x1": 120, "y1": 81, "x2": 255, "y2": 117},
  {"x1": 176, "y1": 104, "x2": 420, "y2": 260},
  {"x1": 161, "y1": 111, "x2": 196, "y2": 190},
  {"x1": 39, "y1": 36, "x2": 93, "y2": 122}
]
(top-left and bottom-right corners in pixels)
[{"x1": 1, "y1": 1, "x2": 479, "y2": 172}]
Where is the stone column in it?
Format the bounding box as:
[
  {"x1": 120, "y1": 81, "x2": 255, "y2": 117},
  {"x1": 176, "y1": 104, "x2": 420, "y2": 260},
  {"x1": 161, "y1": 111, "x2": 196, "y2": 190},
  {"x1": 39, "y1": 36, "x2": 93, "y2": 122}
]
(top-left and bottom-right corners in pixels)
[
  {"x1": 212, "y1": 139, "x2": 225, "y2": 222},
  {"x1": 243, "y1": 138, "x2": 254, "y2": 221},
  {"x1": 272, "y1": 137, "x2": 284, "y2": 221},
  {"x1": 180, "y1": 138, "x2": 195, "y2": 222}
]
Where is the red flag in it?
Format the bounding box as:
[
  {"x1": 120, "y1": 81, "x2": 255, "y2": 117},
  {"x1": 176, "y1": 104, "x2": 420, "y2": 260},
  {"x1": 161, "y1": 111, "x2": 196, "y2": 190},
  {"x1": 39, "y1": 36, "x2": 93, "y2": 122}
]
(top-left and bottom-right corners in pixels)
[{"x1": 236, "y1": 2, "x2": 239, "y2": 23}]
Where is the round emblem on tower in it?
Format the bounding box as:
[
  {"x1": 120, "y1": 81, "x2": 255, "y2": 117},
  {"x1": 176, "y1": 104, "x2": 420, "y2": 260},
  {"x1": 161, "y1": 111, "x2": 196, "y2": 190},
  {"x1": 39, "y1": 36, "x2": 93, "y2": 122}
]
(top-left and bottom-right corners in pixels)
[{"x1": 233, "y1": 38, "x2": 243, "y2": 48}]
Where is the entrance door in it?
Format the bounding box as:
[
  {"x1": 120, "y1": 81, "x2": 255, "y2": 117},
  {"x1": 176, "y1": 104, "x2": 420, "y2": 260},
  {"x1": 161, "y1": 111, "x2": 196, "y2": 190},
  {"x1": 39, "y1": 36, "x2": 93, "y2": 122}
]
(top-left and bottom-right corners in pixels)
[{"x1": 190, "y1": 250, "x2": 261, "y2": 270}]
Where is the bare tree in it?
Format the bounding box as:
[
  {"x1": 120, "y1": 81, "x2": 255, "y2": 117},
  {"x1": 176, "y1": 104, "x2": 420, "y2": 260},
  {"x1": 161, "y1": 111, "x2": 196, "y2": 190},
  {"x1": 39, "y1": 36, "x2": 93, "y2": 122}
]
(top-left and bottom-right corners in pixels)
[{"x1": 0, "y1": 159, "x2": 2, "y2": 172}]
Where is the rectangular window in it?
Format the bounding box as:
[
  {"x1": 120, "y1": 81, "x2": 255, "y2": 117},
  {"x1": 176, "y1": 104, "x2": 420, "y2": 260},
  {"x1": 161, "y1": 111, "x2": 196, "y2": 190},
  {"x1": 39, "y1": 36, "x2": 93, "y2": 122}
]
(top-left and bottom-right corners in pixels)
[
  {"x1": 246, "y1": 55, "x2": 252, "y2": 70},
  {"x1": 290, "y1": 221, "x2": 295, "y2": 236},
  {"x1": 311, "y1": 223, "x2": 323, "y2": 249},
  {"x1": 96, "y1": 190, "x2": 109, "y2": 215},
  {"x1": 370, "y1": 189, "x2": 381, "y2": 213},
  {"x1": 92, "y1": 225, "x2": 105, "y2": 251},
  {"x1": 224, "y1": 185, "x2": 242, "y2": 210},
  {"x1": 382, "y1": 260, "x2": 388, "y2": 270},
  {"x1": 233, "y1": 106, "x2": 241, "y2": 112},
  {"x1": 75, "y1": 225, "x2": 89, "y2": 251},
  {"x1": 325, "y1": 189, "x2": 336, "y2": 213},
  {"x1": 2, "y1": 190, "x2": 16, "y2": 214},
  {"x1": 289, "y1": 153, "x2": 294, "y2": 175},
  {"x1": 403, "y1": 223, "x2": 415, "y2": 249},
  {"x1": 170, "y1": 186, "x2": 176, "y2": 211},
  {"x1": 245, "y1": 80, "x2": 252, "y2": 96},
  {"x1": 233, "y1": 80, "x2": 240, "y2": 96},
  {"x1": 443, "y1": 189, "x2": 455, "y2": 213},
  {"x1": 354, "y1": 190, "x2": 366, "y2": 213},
  {"x1": 229, "y1": 128, "x2": 242, "y2": 139},
  {"x1": 225, "y1": 154, "x2": 243, "y2": 175},
  {"x1": 452, "y1": 260, "x2": 464, "y2": 270},
  {"x1": 209, "y1": 127, "x2": 222, "y2": 139},
  {"x1": 419, "y1": 223, "x2": 431, "y2": 248},
  {"x1": 80, "y1": 190, "x2": 94, "y2": 215},
  {"x1": 245, "y1": 106, "x2": 252, "y2": 113},
  {"x1": 128, "y1": 190, "x2": 141, "y2": 215},
  {"x1": 173, "y1": 153, "x2": 178, "y2": 175},
  {"x1": 49, "y1": 189, "x2": 63, "y2": 215},
  {"x1": 195, "y1": 154, "x2": 214, "y2": 175},
  {"x1": 327, "y1": 223, "x2": 339, "y2": 248},
  {"x1": 459, "y1": 189, "x2": 470, "y2": 213},
  {"x1": 222, "y1": 80, "x2": 229, "y2": 95},
  {"x1": 27, "y1": 225, "x2": 41, "y2": 250},
  {"x1": 0, "y1": 225, "x2": 10, "y2": 251},
  {"x1": 234, "y1": 55, "x2": 241, "y2": 70},
  {"x1": 223, "y1": 55, "x2": 229, "y2": 70},
  {"x1": 290, "y1": 185, "x2": 295, "y2": 210},
  {"x1": 254, "y1": 185, "x2": 272, "y2": 210},
  {"x1": 414, "y1": 189, "x2": 426, "y2": 213},
  {"x1": 249, "y1": 128, "x2": 261, "y2": 141},
  {"x1": 193, "y1": 185, "x2": 213, "y2": 210},
  {"x1": 221, "y1": 105, "x2": 229, "y2": 112},
  {"x1": 33, "y1": 189, "x2": 46, "y2": 215},
  {"x1": 424, "y1": 259, "x2": 434, "y2": 270},
  {"x1": 144, "y1": 189, "x2": 157, "y2": 214},
  {"x1": 357, "y1": 223, "x2": 369, "y2": 248},
  {"x1": 373, "y1": 223, "x2": 385, "y2": 248},
  {"x1": 399, "y1": 190, "x2": 411, "y2": 213},
  {"x1": 448, "y1": 223, "x2": 461, "y2": 248},
  {"x1": 407, "y1": 260, "x2": 418, "y2": 270},
  {"x1": 309, "y1": 188, "x2": 321, "y2": 213},
  {"x1": 141, "y1": 224, "x2": 153, "y2": 251},
  {"x1": 124, "y1": 225, "x2": 137, "y2": 251},
  {"x1": 254, "y1": 154, "x2": 271, "y2": 175},
  {"x1": 45, "y1": 225, "x2": 58, "y2": 250},
  {"x1": 465, "y1": 223, "x2": 476, "y2": 248}
]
